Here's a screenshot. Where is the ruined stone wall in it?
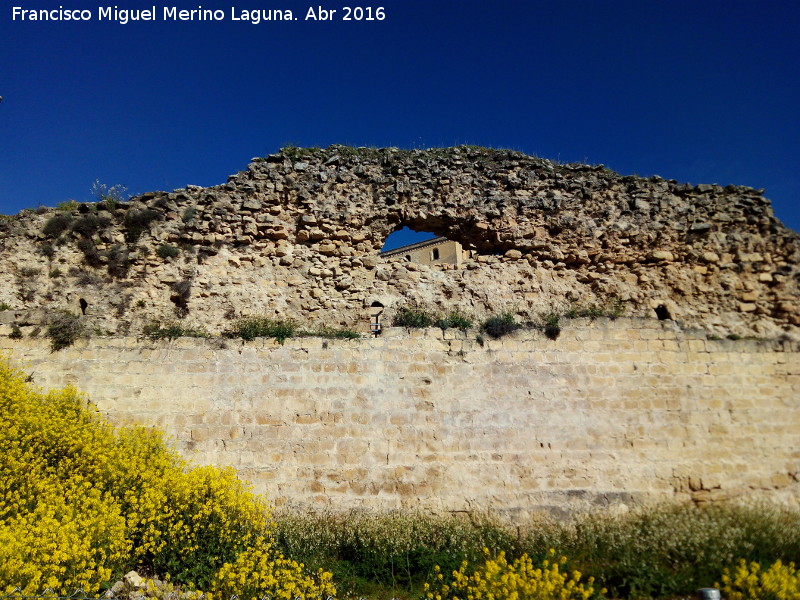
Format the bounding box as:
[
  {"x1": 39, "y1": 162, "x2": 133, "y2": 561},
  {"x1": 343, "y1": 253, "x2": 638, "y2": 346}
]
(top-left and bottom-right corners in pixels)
[
  {"x1": 0, "y1": 146, "x2": 798, "y2": 341},
  {"x1": 4, "y1": 318, "x2": 799, "y2": 517}
]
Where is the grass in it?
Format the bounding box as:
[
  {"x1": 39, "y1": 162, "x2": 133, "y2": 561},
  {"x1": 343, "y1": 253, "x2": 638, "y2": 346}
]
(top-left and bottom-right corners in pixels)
[
  {"x1": 271, "y1": 503, "x2": 800, "y2": 600},
  {"x1": 300, "y1": 326, "x2": 361, "y2": 340},
  {"x1": 142, "y1": 321, "x2": 209, "y2": 341},
  {"x1": 393, "y1": 306, "x2": 474, "y2": 331},
  {"x1": 565, "y1": 299, "x2": 626, "y2": 320},
  {"x1": 226, "y1": 317, "x2": 361, "y2": 344},
  {"x1": 226, "y1": 316, "x2": 298, "y2": 344}
]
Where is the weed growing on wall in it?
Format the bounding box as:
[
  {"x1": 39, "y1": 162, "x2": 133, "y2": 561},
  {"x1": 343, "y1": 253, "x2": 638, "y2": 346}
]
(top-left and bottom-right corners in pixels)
[
  {"x1": 227, "y1": 316, "x2": 298, "y2": 344},
  {"x1": 46, "y1": 310, "x2": 84, "y2": 351},
  {"x1": 42, "y1": 213, "x2": 74, "y2": 238},
  {"x1": 90, "y1": 180, "x2": 128, "y2": 206},
  {"x1": 541, "y1": 313, "x2": 561, "y2": 340},
  {"x1": 435, "y1": 311, "x2": 473, "y2": 331},
  {"x1": 564, "y1": 299, "x2": 626, "y2": 320},
  {"x1": 123, "y1": 208, "x2": 159, "y2": 243},
  {"x1": 393, "y1": 306, "x2": 435, "y2": 328},
  {"x1": 392, "y1": 306, "x2": 474, "y2": 330},
  {"x1": 482, "y1": 312, "x2": 519, "y2": 338},
  {"x1": 142, "y1": 321, "x2": 208, "y2": 341},
  {"x1": 56, "y1": 199, "x2": 79, "y2": 212},
  {"x1": 301, "y1": 326, "x2": 361, "y2": 340},
  {"x1": 226, "y1": 317, "x2": 361, "y2": 343},
  {"x1": 157, "y1": 244, "x2": 180, "y2": 259},
  {"x1": 0, "y1": 360, "x2": 336, "y2": 598}
]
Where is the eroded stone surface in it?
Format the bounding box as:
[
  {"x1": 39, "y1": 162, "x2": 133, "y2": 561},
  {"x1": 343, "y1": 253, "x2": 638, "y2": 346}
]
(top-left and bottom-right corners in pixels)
[{"x1": 0, "y1": 145, "x2": 798, "y2": 339}]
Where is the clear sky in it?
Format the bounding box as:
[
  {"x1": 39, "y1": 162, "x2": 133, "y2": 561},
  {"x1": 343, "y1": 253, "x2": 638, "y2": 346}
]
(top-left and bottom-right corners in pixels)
[{"x1": 2, "y1": 0, "x2": 799, "y2": 243}]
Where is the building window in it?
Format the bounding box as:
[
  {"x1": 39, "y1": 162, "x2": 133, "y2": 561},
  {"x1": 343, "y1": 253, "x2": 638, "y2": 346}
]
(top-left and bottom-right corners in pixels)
[{"x1": 431, "y1": 248, "x2": 440, "y2": 261}]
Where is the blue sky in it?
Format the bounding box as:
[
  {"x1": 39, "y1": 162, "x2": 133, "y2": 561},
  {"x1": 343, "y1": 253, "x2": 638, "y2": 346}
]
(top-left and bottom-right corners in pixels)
[{"x1": 2, "y1": 0, "x2": 799, "y2": 247}]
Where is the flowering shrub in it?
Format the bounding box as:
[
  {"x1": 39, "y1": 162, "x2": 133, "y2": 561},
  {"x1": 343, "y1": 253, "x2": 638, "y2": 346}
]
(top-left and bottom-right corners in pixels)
[
  {"x1": 212, "y1": 541, "x2": 335, "y2": 600},
  {"x1": 0, "y1": 359, "x2": 335, "y2": 599},
  {"x1": 424, "y1": 548, "x2": 603, "y2": 600},
  {"x1": 718, "y1": 559, "x2": 800, "y2": 600}
]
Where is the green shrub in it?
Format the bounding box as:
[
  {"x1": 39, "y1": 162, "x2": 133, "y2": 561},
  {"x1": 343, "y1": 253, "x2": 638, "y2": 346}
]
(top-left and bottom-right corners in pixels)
[
  {"x1": 46, "y1": 311, "x2": 84, "y2": 351},
  {"x1": 71, "y1": 214, "x2": 110, "y2": 237},
  {"x1": 435, "y1": 311, "x2": 473, "y2": 331},
  {"x1": 39, "y1": 242, "x2": 56, "y2": 259},
  {"x1": 49, "y1": 268, "x2": 62, "y2": 279},
  {"x1": 0, "y1": 302, "x2": 10, "y2": 311},
  {"x1": 182, "y1": 208, "x2": 197, "y2": 224},
  {"x1": 42, "y1": 214, "x2": 74, "y2": 238},
  {"x1": 9, "y1": 325, "x2": 22, "y2": 340},
  {"x1": 157, "y1": 244, "x2": 180, "y2": 259},
  {"x1": 482, "y1": 312, "x2": 519, "y2": 338},
  {"x1": 542, "y1": 313, "x2": 561, "y2": 340},
  {"x1": 123, "y1": 208, "x2": 159, "y2": 243},
  {"x1": 227, "y1": 316, "x2": 298, "y2": 344},
  {"x1": 74, "y1": 270, "x2": 102, "y2": 286},
  {"x1": 170, "y1": 280, "x2": 192, "y2": 316},
  {"x1": 304, "y1": 326, "x2": 361, "y2": 340},
  {"x1": 393, "y1": 307, "x2": 435, "y2": 328},
  {"x1": 77, "y1": 237, "x2": 103, "y2": 268},
  {"x1": 106, "y1": 244, "x2": 130, "y2": 278},
  {"x1": 142, "y1": 322, "x2": 208, "y2": 341}
]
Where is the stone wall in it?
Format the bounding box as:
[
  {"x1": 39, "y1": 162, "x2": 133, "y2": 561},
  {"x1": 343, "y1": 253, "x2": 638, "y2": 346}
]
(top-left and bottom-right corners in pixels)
[
  {"x1": 1, "y1": 145, "x2": 798, "y2": 341},
  {"x1": 3, "y1": 317, "x2": 799, "y2": 517}
]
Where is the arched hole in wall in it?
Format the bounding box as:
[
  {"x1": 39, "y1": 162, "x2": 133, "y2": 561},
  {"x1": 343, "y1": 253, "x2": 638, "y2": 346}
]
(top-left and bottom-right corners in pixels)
[
  {"x1": 381, "y1": 226, "x2": 436, "y2": 253},
  {"x1": 368, "y1": 301, "x2": 384, "y2": 336},
  {"x1": 654, "y1": 304, "x2": 672, "y2": 321},
  {"x1": 379, "y1": 226, "x2": 473, "y2": 266}
]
